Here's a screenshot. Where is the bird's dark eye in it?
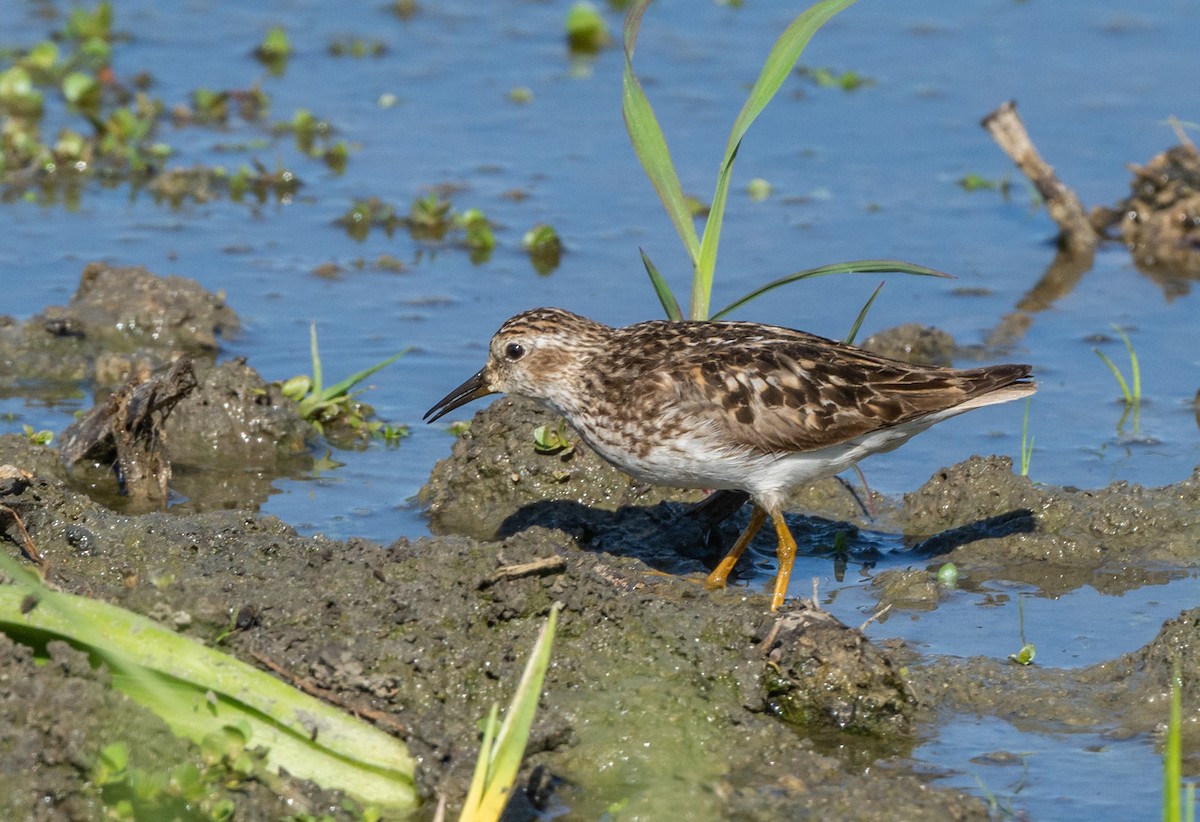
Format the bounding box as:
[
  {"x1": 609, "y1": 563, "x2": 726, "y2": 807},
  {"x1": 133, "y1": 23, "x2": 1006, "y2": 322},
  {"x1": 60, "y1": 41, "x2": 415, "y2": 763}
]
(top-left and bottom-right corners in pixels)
[{"x1": 504, "y1": 342, "x2": 526, "y2": 361}]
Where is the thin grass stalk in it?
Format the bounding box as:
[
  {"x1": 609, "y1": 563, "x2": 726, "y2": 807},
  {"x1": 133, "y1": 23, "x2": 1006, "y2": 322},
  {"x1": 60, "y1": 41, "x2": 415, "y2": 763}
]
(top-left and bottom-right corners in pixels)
[
  {"x1": 709, "y1": 259, "x2": 948, "y2": 320},
  {"x1": 1165, "y1": 661, "x2": 1183, "y2": 822},
  {"x1": 1094, "y1": 348, "x2": 1133, "y2": 405},
  {"x1": 621, "y1": 0, "x2": 699, "y2": 270},
  {"x1": 310, "y1": 322, "x2": 323, "y2": 396},
  {"x1": 690, "y1": 0, "x2": 858, "y2": 319},
  {"x1": 843, "y1": 281, "x2": 885, "y2": 344},
  {"x1": 1020, "y1": 397, "x2": 1034, "y2": 478}
]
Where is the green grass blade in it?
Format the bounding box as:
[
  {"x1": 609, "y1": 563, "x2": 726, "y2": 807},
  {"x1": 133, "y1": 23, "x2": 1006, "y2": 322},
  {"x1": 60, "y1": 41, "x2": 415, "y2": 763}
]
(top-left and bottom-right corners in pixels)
[
  {"x1": 316, "y1": 347, "x2": 412, "y2": 404},
  {"x1": 1094, "y1": 348, "x2": 1132, "y2": 404},
  {"x1": 460, "y1": 703, "x2": 499, "y2": 820},
  {"x1": 622, "y1": 0, "x2": 700, "y2": 268},
  {"x1": 724, "y1": 0, "x2": 858, "y2": 154},
  {"x1": 1165, "y1": 662, "x2": 1182, "y2": 822},
  {"x1": 1020, "y1": 397, "x2": 1034, "y2": 478},
  {"x1": 1114, "y1": 325, "x2": 1142, "y2": 402},
  {"x1": 691, "y1": 0, "x2": 859, "y2": 320},
  {"x1": 463, "y1": 603, "x2": 560, "y2": 822},
  {"x1": 0, "y1": 552, "x2": 415, "y2": 811},
  {"x1": 843, "y1": 281, "x2": 884, "y2": 344},
  {"x1": 310, "y1": 322, "x2": 323, "y2": 397},
  {"x1": 709, "y1": 259, "x2": 950, "y2": 320},
  {"x1": 640, "y1": 248, "x2": 683, "y2": 321}
]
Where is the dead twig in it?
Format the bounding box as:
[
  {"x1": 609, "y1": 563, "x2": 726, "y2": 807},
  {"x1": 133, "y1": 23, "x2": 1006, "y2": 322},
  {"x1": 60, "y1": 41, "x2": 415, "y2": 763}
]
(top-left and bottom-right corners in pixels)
[
  {"x1": 480, "y1": 555, "x2": 567, "y2": 589},
  {"x1": 982, "y1": 100, "x2": 1099, "y2": 253},
  {"x1": 859, "y1": 603, "x2": 892, "y2": 632},
  {"x1": 0, "y1": 504, "x2": 45, "y2": 569},
  {"x1": 248, "y1": 650, "x2": 407, "y2": 736}
]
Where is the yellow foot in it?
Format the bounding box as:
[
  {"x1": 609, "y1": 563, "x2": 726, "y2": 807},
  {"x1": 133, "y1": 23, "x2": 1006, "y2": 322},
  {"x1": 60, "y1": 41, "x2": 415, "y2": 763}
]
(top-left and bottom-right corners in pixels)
[{"x1": 704, "y1": 505, "x2": 766, "y2": 590}]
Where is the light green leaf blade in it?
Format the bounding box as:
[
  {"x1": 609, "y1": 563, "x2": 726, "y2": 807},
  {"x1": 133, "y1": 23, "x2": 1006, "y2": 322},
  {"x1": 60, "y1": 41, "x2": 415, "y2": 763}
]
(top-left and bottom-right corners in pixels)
[
  {"x1": 622, "y1": 0, "x2": 700, "y2": 267},
  {"x1": 0, "y1": 556, "x2": 415, "y2": 811},
  {"x1": 317, "y1": 347, "x2": 411, "y2": 403},
  {"x1": 843, "y1": 280, "x2": 885, "y2": 344},
  {"x1": 709, "y1": 259, "x2": 950, "y2": 320},
  {"x1": 724, "y1": 0, "x2": 858, "y2": 156},
  {"x1": 460, "y1": 703, "x2": 500, "y2": 820},
  {"x1": 476, "y1": 603, "x2": 561, "y2": 820},
  {"x1": 640, "y1": 248, "x2": 683, "y2": 321},
  {"x1": 693, "y1": 0, "x2": 859, "y2": 320},
  {"x1": 1093, "y1": 348, "x2": 1132, "y2": 404},
  {"x1": 310, "y1": 322, "x2": 323, "y2": 396}
]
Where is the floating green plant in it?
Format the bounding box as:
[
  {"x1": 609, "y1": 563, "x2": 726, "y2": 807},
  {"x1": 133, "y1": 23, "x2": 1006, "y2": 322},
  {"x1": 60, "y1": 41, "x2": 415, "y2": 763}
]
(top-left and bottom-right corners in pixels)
[
  {"x1": 796, "y1": 65, "x2": 875, "y2": 91},
  {"x1": 566, "y1": 2, "x2": 610, "y2": 52}
]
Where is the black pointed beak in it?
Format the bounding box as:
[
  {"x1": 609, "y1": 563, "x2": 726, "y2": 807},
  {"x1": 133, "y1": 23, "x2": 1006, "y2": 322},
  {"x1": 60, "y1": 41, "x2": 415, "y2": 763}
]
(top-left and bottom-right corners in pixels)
[{"x1": 424, "y1": 367, "x2": 496, "y2": 422}]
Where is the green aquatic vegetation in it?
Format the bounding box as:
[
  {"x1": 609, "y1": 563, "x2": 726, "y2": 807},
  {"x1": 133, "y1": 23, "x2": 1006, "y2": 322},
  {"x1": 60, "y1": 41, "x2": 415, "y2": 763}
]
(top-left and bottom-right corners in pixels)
[
  {"x1": 566, "y1": 2, "x2": 610, "y2": 53},
  {"x1": 460, "y1": 604, "x2": 560, "y2": 822},
  {"x1": 409, "y1": 190, "x2": 455, "y2": 239},
  {"x1": 532, "y1": 419, "x2": 573, "y2": 455},
  {"x1": 457, "y1": 208, "x2": 496, "y2": 253},
  {"x1": 21, "y1": 425, "x2": 53, "y2": 446},
  {"x1": 280, "y1": 323, "x2": 409, "y2": 438},
  {"x1": 622, "y1": 0, "x2": 947, "y2": 322},
  {"x1": 1007, "y1": 593, "x2": 1035, "y2": 666},
  {"x1": 93, "y1": 737, "x2": 242, "y2": 821},
  {"x1": 189, "y1": 85, "x2": 270, "y2": 125},
  {"x1": 1094, "y1": 325, "x2": 1141, "y2": 405},
  {"x1": 958, "y1": 172, "x2": 1012, "y2": 197},
  {"x1": 147, "y1": 162, "x2": 299, "y2": 208},
  {"x1": 936, "y1": 562, "x2": 958, "y2": 587},
  {"x1": 796, "y1": 65, "x2": 875, "y2": 91},
  {"x1": 1093, "y1": 324, "x2": 1141, "y2": 434},
  {"x1": 0, "y1": 4, "x2": 339, "y2": 203},
  {"x1": 338, "y1": 197, "x2": 404, "y2": 241},
  {"x1": 328, "y1": 37, "x2": 387, "y2": 58},
  {"x1": 1163, "y1": 662, "x2": 1196, "y2": 822},
  {"x1": 254, "y1": 26, "x2": 291, "y2": 75},
  {"x1": 1019, "y1": 397, "x2": 1034, "y2": 477},
  {"x1": 523, "y1": 223, "x2": 563, "y2": 275}
]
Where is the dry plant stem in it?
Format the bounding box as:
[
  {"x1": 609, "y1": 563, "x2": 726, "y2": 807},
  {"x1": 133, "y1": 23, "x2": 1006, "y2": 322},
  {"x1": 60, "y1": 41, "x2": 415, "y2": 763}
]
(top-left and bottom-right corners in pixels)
[
  {"x1": 982, "y1": 100, "x2": 1098, "y2": 253},
  {"x1": 859, "y1": 603, "x2": 892, "y2": 632},
  {"x1": 249, "y1": 650, "x2": 408, "y2": 736},
  {"x1": 0, "y1": 505, "x2": 45, "y2": 568},
  {"x1": 481, "y1": 555, "x2": 567, "y2": 588}
]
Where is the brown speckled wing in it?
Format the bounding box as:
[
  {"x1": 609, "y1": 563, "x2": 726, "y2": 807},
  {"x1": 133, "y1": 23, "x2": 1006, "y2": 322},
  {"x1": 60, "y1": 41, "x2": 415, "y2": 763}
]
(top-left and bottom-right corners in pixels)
[{"x1": 611, "y1": 321, "x2": 1031, "y2": 456}]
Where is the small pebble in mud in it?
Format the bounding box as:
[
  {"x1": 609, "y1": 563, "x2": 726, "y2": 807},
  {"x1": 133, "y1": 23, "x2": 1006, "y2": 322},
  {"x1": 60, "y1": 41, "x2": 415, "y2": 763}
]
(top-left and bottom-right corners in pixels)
[{"x1": 65, "y1": 524, "x2": 99, "y2": 555}]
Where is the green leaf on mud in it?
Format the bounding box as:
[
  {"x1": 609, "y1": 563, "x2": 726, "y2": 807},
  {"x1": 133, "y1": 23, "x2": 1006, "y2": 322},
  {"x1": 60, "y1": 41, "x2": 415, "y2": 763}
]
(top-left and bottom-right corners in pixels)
[{"x1": 0, "y1": 553, "x2": 416, "y2": 812}]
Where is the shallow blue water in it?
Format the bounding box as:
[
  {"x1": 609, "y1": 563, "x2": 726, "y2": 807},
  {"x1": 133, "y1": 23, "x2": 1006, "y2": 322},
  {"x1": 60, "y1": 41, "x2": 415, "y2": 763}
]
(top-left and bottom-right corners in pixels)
[{"x1": 2, "y1": 1, "x2": 1198, "y2": 816}]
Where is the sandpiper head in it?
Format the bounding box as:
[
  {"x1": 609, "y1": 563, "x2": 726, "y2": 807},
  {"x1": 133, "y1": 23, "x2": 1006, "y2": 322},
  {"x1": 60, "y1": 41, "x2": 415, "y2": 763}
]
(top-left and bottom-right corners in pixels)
[{"x1": 424, "y1": 307, "x2": 606, "y2": 422}]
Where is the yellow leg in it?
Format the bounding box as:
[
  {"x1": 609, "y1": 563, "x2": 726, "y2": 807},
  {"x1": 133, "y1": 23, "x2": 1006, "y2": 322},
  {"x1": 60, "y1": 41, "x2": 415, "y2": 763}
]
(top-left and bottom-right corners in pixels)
[
  {"x1": 768, "y1": 508, "x2": 798, "y2": 611},
  {"x1": 704, "y1": 505, "x2": 766, "y2": 590}
]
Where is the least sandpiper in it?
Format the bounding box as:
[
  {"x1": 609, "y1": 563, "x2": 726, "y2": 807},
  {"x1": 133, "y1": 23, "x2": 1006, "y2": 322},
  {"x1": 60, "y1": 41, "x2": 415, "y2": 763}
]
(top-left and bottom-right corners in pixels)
[{"x1": 425, "y1": 307, "x2": 1035, "y2": 611}]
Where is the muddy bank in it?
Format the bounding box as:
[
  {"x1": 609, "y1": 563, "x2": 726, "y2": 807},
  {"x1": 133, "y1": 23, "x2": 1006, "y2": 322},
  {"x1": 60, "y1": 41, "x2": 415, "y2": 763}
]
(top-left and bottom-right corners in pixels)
[{"x1": 2, "y1": 266, "x2": 1199, "y2": 819}]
